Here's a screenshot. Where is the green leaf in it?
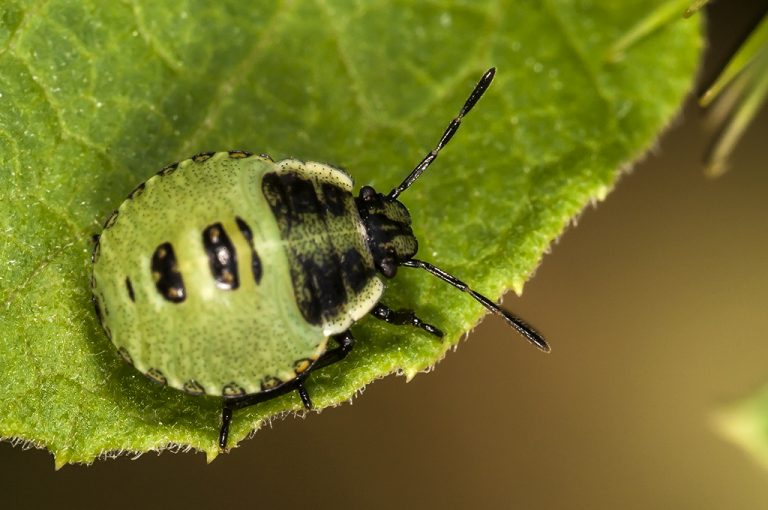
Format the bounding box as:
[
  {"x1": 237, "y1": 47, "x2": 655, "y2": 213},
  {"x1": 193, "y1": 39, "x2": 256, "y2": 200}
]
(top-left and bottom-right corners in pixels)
[{"x1": 0, "y1": 0, "x2": 701, "y2": 466}]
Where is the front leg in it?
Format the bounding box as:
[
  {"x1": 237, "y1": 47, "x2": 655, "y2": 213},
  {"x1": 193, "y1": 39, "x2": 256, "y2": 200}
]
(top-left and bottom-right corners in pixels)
[{"x1": 370, "y1": 303, "x2": 443, "y2": 338}]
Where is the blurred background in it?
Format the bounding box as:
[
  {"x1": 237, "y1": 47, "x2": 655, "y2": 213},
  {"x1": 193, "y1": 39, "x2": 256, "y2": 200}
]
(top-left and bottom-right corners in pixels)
[{"x1": 2, "y1": 2, "x2": 768, "y2": 509}]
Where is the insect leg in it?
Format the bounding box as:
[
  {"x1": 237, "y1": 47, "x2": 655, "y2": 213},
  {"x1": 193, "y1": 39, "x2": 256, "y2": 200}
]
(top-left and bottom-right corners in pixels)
[
  {"x1": 218, "y1": 380, "x2": 311, "y2": 449},
  {"x1": 370, "y1": 303, "x2": 443, "y2": 338},
  {"x1": 309, "y1": 330, "x2": 356, "y2": 371},
  {"x1": 295, "y1": 380, "x2": 313, "y2": 409},
  {"x1": 217, "y1": 331, "x2": 356, "y2": 449},
  {"x1": 219, "y1": 404, "x2": 234, "y2": 449}
]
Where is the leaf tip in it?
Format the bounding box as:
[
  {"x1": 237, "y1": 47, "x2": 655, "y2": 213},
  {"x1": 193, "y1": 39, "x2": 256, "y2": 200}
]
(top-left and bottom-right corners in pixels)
[
  {"x1": 403, "y1": 368, "x2": 419, "y2": 382},
  {"x1": 53, "y1": 455, "x2": 69, "y2": 471},
  {"x1": 205, "y1": 448, "x2": 221, "y2": 464}
]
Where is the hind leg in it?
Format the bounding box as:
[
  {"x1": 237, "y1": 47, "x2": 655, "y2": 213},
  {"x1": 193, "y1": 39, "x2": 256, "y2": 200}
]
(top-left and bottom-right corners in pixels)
[{"x1": 218, "y1": 330, "x2": 356, "y2": 449}]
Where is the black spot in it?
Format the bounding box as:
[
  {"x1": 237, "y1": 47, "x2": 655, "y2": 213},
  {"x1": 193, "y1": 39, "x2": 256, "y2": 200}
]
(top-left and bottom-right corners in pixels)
[
  {"x1": 193, "y1": 151, "x2": 215, "y2": 163},
  {"x1": 235, "y1": 216, "x2": 262, "y2": 284},
  {"x1": 296, "y1": 254, "x2": 347, "y2": 325},
  {"x1": 261, "y1": 376, "x2": 282, "y2": 391},
  {"x1": 104, "y1": 210, "x2": 119, "y2": 229},
  {"x1": 146, "y1": 368, "x2": 167, "y2": 385},
  {"x1": 341, "y1": 248, "x2": 374, "y2": 293},
  {"x1": 228, "y1": 150, "x2": 252, "y2": 159},
  {"x1": 262, "y1": 171, "x2": 323, "y2": 230},
  {"x1": 159, "y1": 161, "x2": 179, "y2": 176},
  {"x1": 128, "y1": 181, "x2": 146, "y2": 199},
  {"x1": 117, "y1": 347, "x2": 133, "y2": 365},
  {"x1": 222, "y1": 383, "x2": 246, "y2": 397},
  {"x1": 202, "y1": 223, "x2": 239, "y2": 290},
  {"x1": 183, "y1": 380, "x2": 206, "y2": 395},
  {"x1": 125, "y1": 276, "x2": 135, "y2": 302},
  {"x1": 321, "y1": 182, "x2": 347, "y2": 217},
  {"x1": 151, "y1": 242, "x2": 186, "y2": 303}
]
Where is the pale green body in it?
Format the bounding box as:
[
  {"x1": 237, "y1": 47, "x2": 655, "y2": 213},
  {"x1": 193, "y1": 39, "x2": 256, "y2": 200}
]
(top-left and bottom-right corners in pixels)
[{"x1": 91, "y1": 153, "x2": 383, "y2": 396}]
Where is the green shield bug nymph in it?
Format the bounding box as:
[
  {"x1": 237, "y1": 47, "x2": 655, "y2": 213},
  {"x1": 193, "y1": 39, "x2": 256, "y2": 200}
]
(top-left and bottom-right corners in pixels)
[{"x1": 90, "y1": 68, "x2": 550, "y2": 449}]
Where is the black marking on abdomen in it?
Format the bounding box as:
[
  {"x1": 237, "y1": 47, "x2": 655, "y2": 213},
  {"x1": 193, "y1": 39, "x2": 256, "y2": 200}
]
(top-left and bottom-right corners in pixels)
[
  {"x1": 117, "y1": 347, "x2": 133, "y2": 365},
  {"x1": 203, "y1": 223, "x2": 239, "y2": 290},
  {"x1": 151, "y1": 242, "x2": 186, "y2": 303},
  {"x1": 261, "y1": 376, "x2": 282, "y2": 391},
  {"x1": 183, "y1": 380, "x2": 206, "y2": 395},
  {"x1": 228, "y1": 150, "x2": 252, "y2": 159},
  {"x1": 125, "y1": 276, "x2": 135, "y2": 302},
  {"x1": 104, "y1": 210, "x2": 119, "y2": 229},
  {"x1": 262, "y1": 171, "x2": 324, "y2": 230},
  {"x1": 128, "y1": 181, "x2": 146, "y2": 199},
  {"x1": 235, "y1": 216, "x2": 262, "y2": 284},
  {"x1": 158, "y1": 161, "x2": 179, "y2": 176},
  {"x1": 222, "y1": 383, "x2": 246, "y2": 397},
  {"x1": 321, "y1": 182, "x2": 347, "y2": 217},
  {"x1": 146, "y1": 368, "x2": 167, "y2": 385},
  {"x1": 341, "y1": 248, "x2": 375, "y2": 293},
  {"x1": 193, "y1": 151, "x2": 215, "y2": 163},
  {"x1": 297, "y1": 254, "x2": 347, "y2": 325},
  {"x1": 91, "y1": 236, "x2": 101, "y2": 263},
  {"x1": 92, "y1": 295, "x2": 104, "y2": 324}
]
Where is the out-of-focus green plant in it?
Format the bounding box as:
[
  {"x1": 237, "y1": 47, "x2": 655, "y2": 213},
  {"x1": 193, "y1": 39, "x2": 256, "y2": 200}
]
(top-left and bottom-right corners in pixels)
[
  {"x1": 610, "y1": 0, "x2": 768, "y2": 177},
  {"x1": 699, "y1": 2, "x2": 768, "y2": 470},
  {"x1": 699, "y1": 11, "x2": 768, "y2": 176}
]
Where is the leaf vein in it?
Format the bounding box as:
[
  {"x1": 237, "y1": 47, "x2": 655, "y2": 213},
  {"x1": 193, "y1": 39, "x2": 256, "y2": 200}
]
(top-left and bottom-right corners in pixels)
[
  {"x1": 540, "y1": 0, "x2": 614, "y2": 112},
  {"x1": 178, "y1": 0, "x2": 293, "y2": 155},
  {"x1": 125, "y1": 0, "x2": 184, "y2": 73},
  {"x1": 313, "y1": 0, "x2": 377, "y2": 121}
]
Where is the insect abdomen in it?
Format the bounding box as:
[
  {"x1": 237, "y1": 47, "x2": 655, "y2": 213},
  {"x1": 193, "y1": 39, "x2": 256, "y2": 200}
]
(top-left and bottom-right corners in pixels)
[{"x1": 92, "y1": 153, "x2": 329, "y2": 396}]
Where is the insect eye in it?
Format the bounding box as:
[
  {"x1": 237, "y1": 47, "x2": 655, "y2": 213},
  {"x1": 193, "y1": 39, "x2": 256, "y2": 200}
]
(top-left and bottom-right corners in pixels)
[
  {"x1": 379, "y1": 256, "x2": 397, "y2": 278},
  {"x1": 360, "y1": 186, "x2": 377, "y2": 202}
]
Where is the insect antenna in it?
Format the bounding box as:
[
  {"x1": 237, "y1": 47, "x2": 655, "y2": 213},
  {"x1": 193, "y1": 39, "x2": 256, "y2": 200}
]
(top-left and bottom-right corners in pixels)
[
  {"x1": 388, "y1": 67, "x2": 496, "y2": 199},
  {"x1": 401, "y1": 259, "x2": 550, "y2": 353}
]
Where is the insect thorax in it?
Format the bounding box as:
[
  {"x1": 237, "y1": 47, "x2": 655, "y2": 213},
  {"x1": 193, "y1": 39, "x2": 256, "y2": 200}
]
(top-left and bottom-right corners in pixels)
[
  {"x1": 261, "y1": 160, "x2": 384, "y2": 332},
  {"x1": 355, "y1": 186, "x2": 418, "y2": 277}
]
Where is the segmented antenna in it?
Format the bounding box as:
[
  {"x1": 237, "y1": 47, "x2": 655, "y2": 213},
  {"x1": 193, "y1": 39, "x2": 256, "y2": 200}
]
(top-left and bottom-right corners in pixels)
[
  {"x1": 402, "y1": 259, "x2": 550, "y2": 352},
  {"x1": 388, "y1": 67, "x2": 496, "y2": 199}
]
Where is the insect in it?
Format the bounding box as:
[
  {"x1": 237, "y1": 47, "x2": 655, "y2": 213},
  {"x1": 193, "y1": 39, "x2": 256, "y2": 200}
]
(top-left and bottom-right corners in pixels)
[{"x1": 90, "y1": 67, "x2": 549, "y2": 449}]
